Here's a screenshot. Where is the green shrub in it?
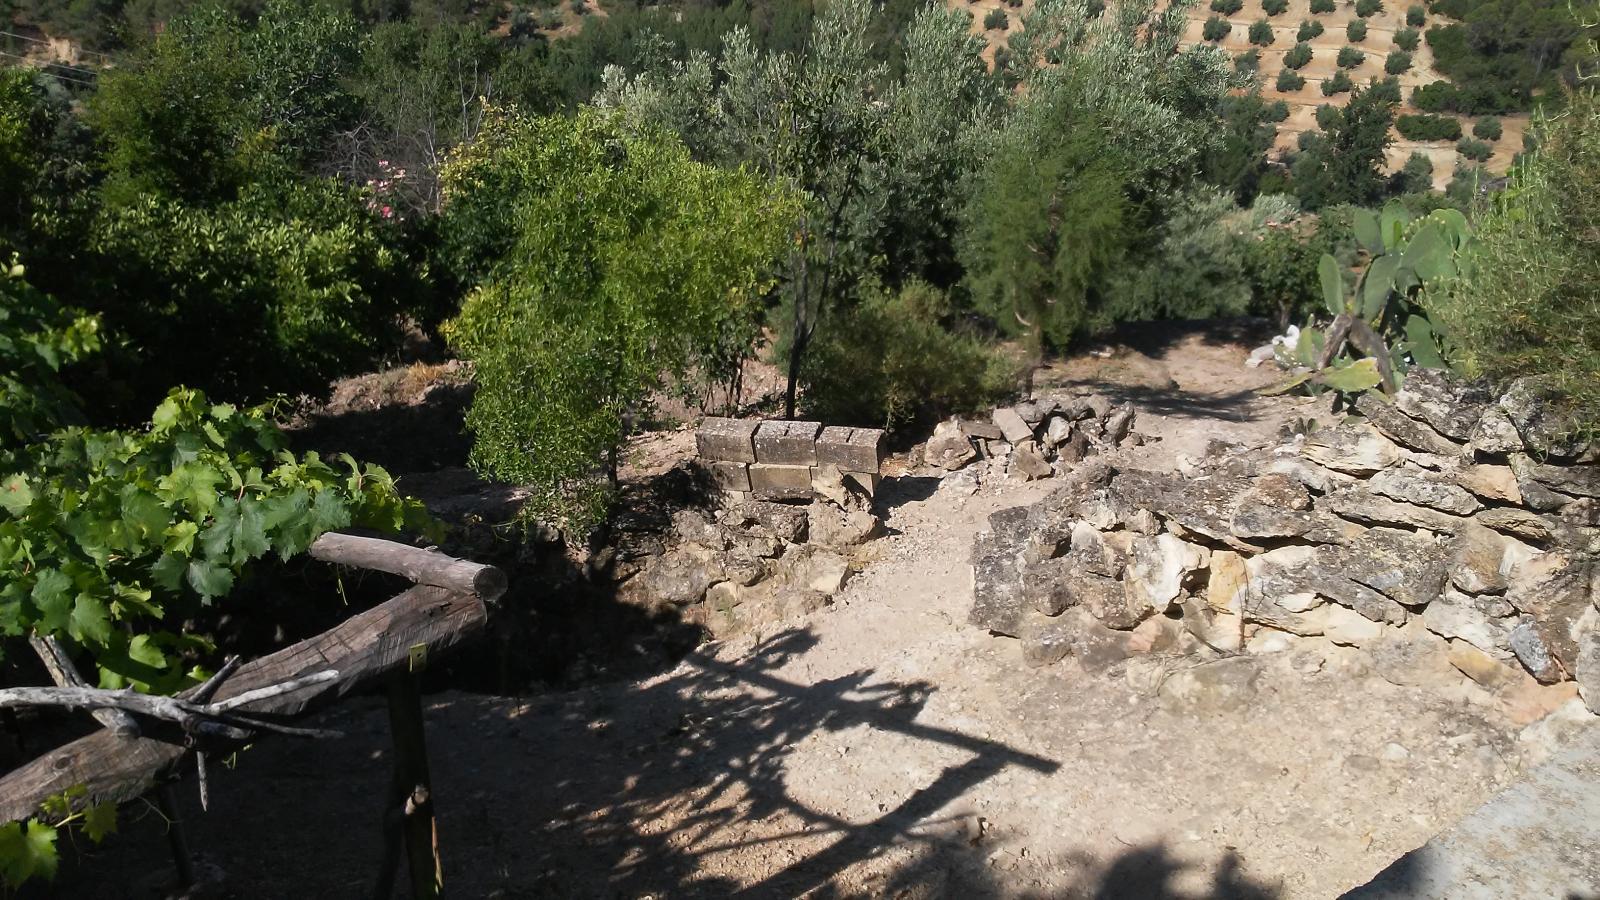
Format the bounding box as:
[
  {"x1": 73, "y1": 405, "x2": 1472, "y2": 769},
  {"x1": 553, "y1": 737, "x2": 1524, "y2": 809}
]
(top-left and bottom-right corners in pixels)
[
  {"x1": 1412, "y1": 80, "x2": 1459, "y2": 112},
  {"x1": 1298, "y1": 129, "x2": 1325, "y2": 151},
  {"x1": 1211, "y1": 0, "x2": 1244, "y2": 13},
  {"x1": 1204, "y1": 15, "x2": 1231, "y2": 41},
  {"x1": 1473, "y1": 117, "x2": 1503, "y2": 141},
  {"x1": 1263, "y1": 0, "x2": 1288, "y2": 15},
  {"x1": 1264, "y1": 99, "x2": 1291, "y2": 122},
  {"x1": 1430, "y1": 91, "x2": 1600, "y2": 426},
  {"x1": 1236, "y1": 48, "x2": 1262, "y2": 72},
  {"x1": 1310, "y1": 0, "x2": 1334, "y2": 12},
  {"x1": 1398, "y1": 151, "x2": 1434, "y2": 192},
  {"x1": 0, "y1": 259, "x2": 101, "y2": 446},
  {"x1": 1457, "y1": 136, "x2": 1493, "y2": 161},
  {"x1": 803, "y1": 281, "x2": 1015, "y2": 428},
  {"x1": 1277, "y1": 69, "x2": 1307, "y2": 91},
  {"x1": 1322, "y1": 70, "x2": 1354, "y2": 94},
  {"x1": 1396, "y1": 112, "x2": 1462, "y2": 141},
  {"x1": 1355, "y1": 0, "x2": 1382, "y2": 16},
  {"x1": 1406, "y1": 3, "x2": 1424, "y2": 25},
  {"x1": 1394, "y1": 27, "x2": 1419, "y2": 51},
  {"x1": 1315, "y1": 103, "x2": 1342, "y2": 129},
  {"x1": 1338, "y1": 46, "x2": 1365, "y2": 68},
  {"x1": 984, "y1": 8, "x2": 1008, "y2": 30},
  {"x1": 1249, "y1": 19, "x2": 1275, "y2": 45},
  {"x1": 1386, "y1": 50, "x2": 1413, "y2": 74},
  {"x1": 1297, "y1": 19, "x2": 1324, "y2": 41},
  {"x1": 1347, "y1": 20, "x2": 1367, "y2": 42},
  {"x1": 1285, "y1": 42, "x2": 1313, "y2": 69}
]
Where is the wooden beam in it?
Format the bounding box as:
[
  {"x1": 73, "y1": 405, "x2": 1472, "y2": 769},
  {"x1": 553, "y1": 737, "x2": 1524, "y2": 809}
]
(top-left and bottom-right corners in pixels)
[
  {"x1": 310, "y1": 533, "x2": 508, "y2": 602},
  {"x1": 0, "y1": 585, "x2": 487, "y2": 825}
]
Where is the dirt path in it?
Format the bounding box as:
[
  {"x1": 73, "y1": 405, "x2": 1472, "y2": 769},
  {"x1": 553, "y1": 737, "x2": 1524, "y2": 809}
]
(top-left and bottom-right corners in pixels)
[{"x1": 59, "y1": 326, "x2": 1586, "y2": 898}]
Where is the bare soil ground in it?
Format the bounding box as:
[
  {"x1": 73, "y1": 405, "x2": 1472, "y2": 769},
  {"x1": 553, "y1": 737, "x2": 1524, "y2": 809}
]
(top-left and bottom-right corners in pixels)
[{"x1": 56, "y1": 322, "x2": 1593, "y2": 898}]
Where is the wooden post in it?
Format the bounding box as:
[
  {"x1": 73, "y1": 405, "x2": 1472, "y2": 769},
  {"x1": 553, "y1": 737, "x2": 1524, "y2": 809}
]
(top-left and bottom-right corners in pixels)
[
  {"x1": 384, "y1": 645, "x2": 442, "y2": 899},
  {"x1": 154, "y1": 783, "x2": 195, "y2": 890}
]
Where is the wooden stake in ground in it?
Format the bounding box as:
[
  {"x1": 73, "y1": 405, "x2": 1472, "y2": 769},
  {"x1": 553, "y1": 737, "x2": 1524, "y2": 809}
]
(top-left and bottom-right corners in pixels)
[{"x1": 381, "y1": 643, "x2": 443, "y2": 899}]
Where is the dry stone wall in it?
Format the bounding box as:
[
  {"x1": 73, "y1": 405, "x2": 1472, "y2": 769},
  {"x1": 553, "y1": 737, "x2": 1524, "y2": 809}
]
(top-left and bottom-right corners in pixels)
[
  {"x1": 970, "y1": 373, "x2": 1600, "y2": 716},
  {"x1": 696, "y1": 418, "x2": 885, "y2": 500}
]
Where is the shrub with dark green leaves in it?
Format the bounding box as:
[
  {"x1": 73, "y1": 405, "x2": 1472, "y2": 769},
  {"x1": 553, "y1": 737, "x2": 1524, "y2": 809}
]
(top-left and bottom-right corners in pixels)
[
  {"x1": 1262, "y1": 0, "x2": 1288, "y2": 15},
  {"x1": 1277, "y1": 69, "x2": 1307, "y2": 91},
  {"x1": 1211, "y1": 0, "x2": 1244, "y2": 13},
  {"x1": 1204, "y1": 15, "x2": 1231, "y2": 41},
  {"x1": 1322, "y1": 70, "x2": 1354, "y2": 94},
  {"x1": 1263, "y1": 100, "x2": 1291, "y2": 122},
  {"x1": 1394, "y1": 27, "x2": 1419, "y2": 51},
  {"x1": 1386, "y1": 50, "x2": 1413, "y2": 74},
  {"x1": 1406, "y1": 3, "x2": 1424, "y2": 26},
  {"x1": 984, "y1": 8, "x2": 1008, "y2": 30},
  {"x1": 1397, "y1": 151, "x2": 1434, "y2": 193},
  {"x1": 1457, "y1": 136, "x2": 1493, "y2": 161},
  {"x1": 1249, "y1": 19, "x2": 1274, "y2": 45},
  {"x1": 1355, "y1": 0, "x2": 1381, "y2": 16},
  {"x1": 1347, "y1": 20, "x2": 1367, "y2": 42},
  {"x1": 1298, "y1": 129, "x2": 1325, "y2": 152},
  {"x1": 1310, "y1": 0, "x2": 1334, "y2": 12},
  {"x1": 1297, "y1": 19, "x2": 1324, "y2": 41},
  {"x1": 1236, "y1": 49, "x2": 1262, "y2": 73},
  {"x1": 1315, "y1": 103, "x2": 1342, "y2": 130},
  {"x1": 1338, "y1": 46, "x2": 1365, "y2": 68},
  {"x1": 1285, "y1": 42, "x2": 1313, "y2": 69},
  {"x1": 1474, "y1": 117, "x2": 1503, "y2": 141},
  {"x1": 1412, "y1": 81, "x2": 1459, "y2": 112},
  {"x1": 1396, "y1": 112, "x2": 1462, "y2": 141}
]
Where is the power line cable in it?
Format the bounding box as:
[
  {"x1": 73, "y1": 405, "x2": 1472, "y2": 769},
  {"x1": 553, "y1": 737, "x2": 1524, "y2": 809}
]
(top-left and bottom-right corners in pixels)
[
  {"x1": 0, "y1": 51, "x2": 99, "y2": 86},
  {"x1": 0, "y1": 29, "x2": 113, "y2": 61}
]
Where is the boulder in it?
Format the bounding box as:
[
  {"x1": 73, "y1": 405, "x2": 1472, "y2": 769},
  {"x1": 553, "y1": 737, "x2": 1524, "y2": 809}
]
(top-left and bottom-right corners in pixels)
[
  {"x1": 968, "y1": 506, "x2": 1031, "y2": 635},
  {"x1": 1367, "y1": 467, "x2": 1483, "y2": 515},
  {"x1": 1043, "y1": 416, "x2": 1073, "y2": 448},
  {"x1": 991, "y1": 407, "x2": 1035, "y2": 444},
  {"x1": 1124, "y1": 533, "x2": 1208, "y2": 619},
  {"x1": 1355, "y1": 392, "x2": 1464, "y2": 456},
  {"x1": 639, "y1": 549, "x2": 720, "y2": 606},
  {"x1": 807, "y1": 499, "x2": 883, "y2": 549},
  {"x1": 1301, "y1": 424, "x2": 1403, "y2": 474},
  {"x1": 926, "y1": 419, "x2": 978, "y2": 471},
  {"x1": 1457, "y1": 464, "x2": 1523, "y2": 504},
  {"x1": 1392, "y1": 369, "x2": 1489, "y2": 441}
]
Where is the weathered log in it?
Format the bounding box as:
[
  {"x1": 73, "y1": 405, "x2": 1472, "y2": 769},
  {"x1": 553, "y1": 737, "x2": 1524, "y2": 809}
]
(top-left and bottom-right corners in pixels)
[
  {"x1": 310, "y1": 533, "x2": 508, "y2": 601},
  {"x1": 0, "y1": 584, "x2": 487, "y2": 824},
  {"x1": 29, "y1": 635, "x2": 140, "y2": 738},
  {"x1": 0, "y1": 671, "x2": 341, "y2": 727}
]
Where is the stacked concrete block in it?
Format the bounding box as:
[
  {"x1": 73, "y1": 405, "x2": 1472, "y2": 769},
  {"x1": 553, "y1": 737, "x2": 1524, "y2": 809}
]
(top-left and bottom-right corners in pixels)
[{"x1": 697, "y1": 417, "x2": 885, "y2": 501}]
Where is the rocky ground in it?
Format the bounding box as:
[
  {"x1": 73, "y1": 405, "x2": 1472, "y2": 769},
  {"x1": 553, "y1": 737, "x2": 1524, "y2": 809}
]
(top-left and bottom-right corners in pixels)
[{"x1": 57, "y1": 323, "x2": 1597, "y2": 898}]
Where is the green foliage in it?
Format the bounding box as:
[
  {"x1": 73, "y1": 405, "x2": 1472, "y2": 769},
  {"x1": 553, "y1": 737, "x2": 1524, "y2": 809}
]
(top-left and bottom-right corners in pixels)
[
  {"x1": 1277, "y1": 69, "x2": 1308, "y2": 91},
  {"x1": 1397, "y1": 112, "x2": 1464, "y2": 141},
  {"x1": 1249, "y1": 19, "x2": 1275, "y2": 45},
  {"x1": 0, "y1": 259, "x2": 100, "y2": 448},
  {"x1": 1102, "y1": 188, "x2": 1260, "y2": 324},
  {"x1": 1423, "y1": 0, "x2": 1593, "y2": 114},
  {"x1": 1386, "y1": 49, "x2": 1414, "y2": 73},
  {"x1": 1295, "y1": 82, "x2": 1396, "y2": 207},
  {"x1": 1397, "y1": 151, "x2": 1436, "y2": 193},
  {"x1": 1394, "y1": 27, "x2": 1420, "y2": 51},
  {"x1": 1473, "y1": 116, "x2": 1504, "y2": 140},
  {"x1": 1310, "y1": 0, "x2": 1334, "y2": 12},
  {"x1": 1241, "y1": 199, "x2": 1322, "y2": 325},
  {"x1": 1347, "y1": 20, "x2": 1368, "y2": 42},
  {"x1": 1263, "y1": 0, "x2": 1288, "y2": 15},
  {"x1": 1275, "y1": 203, "x2": 1471, "y2": 396},
  {"x1": 1457, "y1": 136, "x2": 1494, "y2": 161},
  {"x1": 1321, "y1": 70, "x2": 1354, "y2": 94},
  {"x1": 1297, "y1": 19, "x2": 1324, "y2": 41},
  {"x1": 1411, "y1": 80, "x2": 1460, "y2": 112},
  {"x1": 1285, "y1": 42, "x2": 1314, "y2": 69},
  {"x1": 1406, "y1": 3, "x2": 1425, "y2": 26},
  {"x1": 440, "y1": 108, "x2": 795, "y2": 529},
  {"x1": 1237, "y1": 48, "x2": 1262, "y2": 72},
  {"x1": 1430, "y1": 91, "x2": 1600, "y2": 420},
  {"x1": 1316, "y1": 103, "x2": 1343, "y2": 130},
  {"x1": 1355, "y1": 0, "x2": 1382, "y2": 17},
  {"x1": 1204, "y1": 15, "x2": 1232, "y2": 41},
  {"x1": 984, "y1": 7, "x2": 1008, "y2": 29},
  {"x1": 1211, "y1": 0, "x2": 1245, "y2": 13},
  {"x1": 802, "y1": 281, "x2": 1015, "y2": 428},
  {"x1": 1338, "y1": 46, "x2": 1366, "y2": 68}
]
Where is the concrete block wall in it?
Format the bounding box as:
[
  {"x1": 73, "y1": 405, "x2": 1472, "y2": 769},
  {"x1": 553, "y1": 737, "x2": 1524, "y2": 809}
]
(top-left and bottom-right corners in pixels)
[{"x1": 696, "y1": 418, "x2": 885, "y2": 501}]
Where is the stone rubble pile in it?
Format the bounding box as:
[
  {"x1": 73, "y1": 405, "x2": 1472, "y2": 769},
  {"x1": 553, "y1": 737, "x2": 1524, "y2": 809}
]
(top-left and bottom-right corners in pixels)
[
  {"x1": 970, "y1": 372, "x2": 1600, "y2": 715},
  {"x1": 922, "y1": 395, "x2": 1142, "y2": 481}
]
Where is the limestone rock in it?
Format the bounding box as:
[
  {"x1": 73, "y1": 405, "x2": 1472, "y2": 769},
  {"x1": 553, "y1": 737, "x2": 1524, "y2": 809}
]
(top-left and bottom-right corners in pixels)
[
  {"x1": 807, "y1": 499, "x2": 883, "y2": 549},
  {"x1": 1181, "y1": 597, "x2": 1244, "y2": 652},
  {"x1": 1124, "y1": 533, "x2": 1207, "y2": 618},
  {"x1": 1577, "y1": 628, "x2": 1600, "y2": 715},
  {"x1": 718, "y1": 553, "x2": 766, "y2": 587},
  {"x1": 1081, "y1": 573, "x2": 1144, "y2": 630},
  {"x1": 672, "y1": 508, "x2": 728, "y2": 550},
  {"x1": 1013, "y1": 398, "x2": 1058, "y2": 425},
  {"x1": 1061, "y1": 608, "x2": 1137, "y2": 673},
  {"x1": 1392, "y1": 369, "x2": 1488, "y2": 441},
  {"x1": 1022, "y1": 556, "x2": 1077, "y2": 617},
  {"x1": 788, "y1": 548, "x2": 850, "y2": 594},
  {"x1": 1043, "y1": 416, "x2": 1072, "y2": 448},
  {"x1": 1055, "y1": 430, "x2": 1091, "y2": 464},
  {"x1": 739, "y1": 501, "x2": 809, "y2": 543},
  {"x1": 1009, "y1": 440, "x2": 1054, "y2": 481},
  {"x1": 1368, "y1": 467, "x2": 1483, "y2": 515},
  {"x1": 1422, "y1": 588, "x2": 1515, "y2": 654},
  {"x1": 1111, "y1": 470, "x2": 1253, "y2": 547},
  {"x1": 1324, "y1": 605, "x2": 1384, "y2": 646},
  {"x1": 1469, "y1": 406, "x2": 1524, "y2": 455},
  {"x1": 1301, "y1": 424, "x2": 1403, "y2": 475},
  {"x1": 1448, "y1": 640, "x2": 1523, "y2": 691},
  {"x1": 1355, "y1": 391, "x2": 1464, "y2": 456},
  {"x1": 1320, "y1": 484, "x2": 1469, "y2": 534},
  {"x1": 1019, "y1": 613, "x2": 1075, "y2": 668},
  {"x1": 1474, "y1": 507, "x2": 1560, "y2": 543},
  {"x1": 1265, "y1": 456, "x2": 1354, "y2": 494},
  {"x1": 640, "y1": 549, "x2": 720, "y2": 606},
  {"x1": 1508, "y1": 453, "x2": 1574, "y2": 512},
  {"x1": 1499, "y1": 377, "x2": 1591, "y2": 459},
  {"x1": 1230, "y1": 474, "x2": 1342, "y2": 540},
  {"x1": 1206, "y1": 550, "x2": 1249, "y2": 614},
  {"x1": 960, "y1": 418, "x2": 1003, "y2": 441},
  {"x1": 1518, "y1": 459, "x2": 1600, "y2": 499},
  {"x1": 1448, "y1": 522, "x2": 1518, "y2": 595},
  {"x1": 1158, "y1": 657, "x2": 1262, "y2": 714},
  {"x1": 991, "y1": 407, "x2": 1035, "y2": 444},
  {"x1": 1326, "y1": 526, "x2": 1449, "y2": 610},
  {"x1": 1366, "y1": 625, "x2": 1459, "y2": 689},
  {"x1": 1457, "y1": 464, "x2": 1522, "y2": 504},
  {"x1": 926, "y1": 419, "x2": 977, "y2": 471},
  {"x1": 1103, "y1": 404, "x2": 1136, "y2": 445},
  {"x1": 1510, "y1": 617, "x2": 1563, "y2": 683},
  {"x1": 1505, "y1": 551, "x2": 1598, "y2": 674},
  {"x1": 968, "y1": 506, "x2": 1031, "y2": 635}
]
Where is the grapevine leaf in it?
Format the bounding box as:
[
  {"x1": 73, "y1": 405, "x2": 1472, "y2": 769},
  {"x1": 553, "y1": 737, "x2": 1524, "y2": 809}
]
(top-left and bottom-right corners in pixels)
[
  {"x1": 0, "y1": 474, "x2": 32, "y2": 515},
  {"x1": 119, "y1": 486, "x2": 168, "y2": 543},
  {"x1": 0, "y1": 820, "x2": 59, "y2": 886},
  {"x1": 150, "y1": 396, "x2": 182, "y2": 432},
  {"x1": 185, "y1": 559, "x2": 234, "y2": 600},
  {"x1": 150, "y1": 552, "x2": 187, "y2": 591},
  {"x1": 69, "y1": 595, "x2": 112, "y2": 646},
  {"x1": 81, "y1": 804, "x2": 117, "y2": 843},
  {"x1": 200, "y1": 497, "x2": 268, "y2": 566},
  {"x1": 161, "y1": 463, "x2": 223, "y2": 516},
  {"x1": 30, "y1": 570, "x2": 73, "y2": 634}
]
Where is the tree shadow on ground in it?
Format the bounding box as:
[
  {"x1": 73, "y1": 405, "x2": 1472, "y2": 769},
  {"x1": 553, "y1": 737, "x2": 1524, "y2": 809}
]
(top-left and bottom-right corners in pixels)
[
  {"x1": 54, "y1": 626, "x2": 1285, "y2": 899},
  {"x1": 1096, "y1": 318, "x2": 1280, "y2": 361}
]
